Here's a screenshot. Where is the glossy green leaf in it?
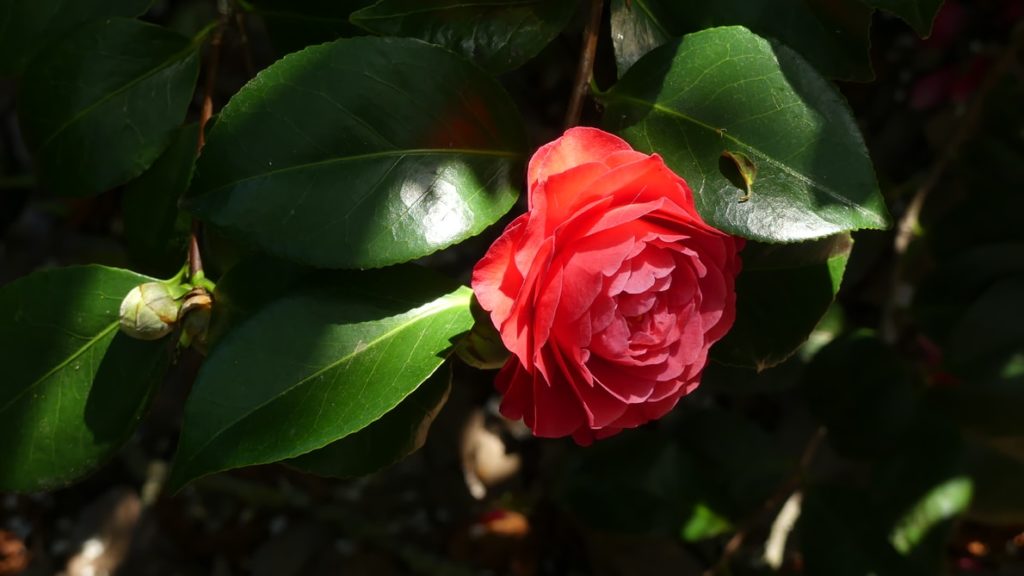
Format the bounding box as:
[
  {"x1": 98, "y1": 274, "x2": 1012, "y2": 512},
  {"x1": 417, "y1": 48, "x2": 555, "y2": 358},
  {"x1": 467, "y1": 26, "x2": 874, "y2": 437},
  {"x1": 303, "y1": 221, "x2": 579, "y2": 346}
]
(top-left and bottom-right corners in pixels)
[
  {"x1": 185, "y1": 37, "x2": 525, "y2": 269},
  {"x1": 0, "y1": 266, "x2": 171, "y2": 491},
  {"x1": 18, "y1": 18, "x2": 201, "y2": 197},
  {"x1": 168, "y1": 266, "x2": 474, "y2": 490},
  {"x1": 122, "y1": 123, "x2": 199, "y2": 276},
  {"x1": 602, "y1": 26, "x2": 889, "y2": 243},
  {"x1": 288, "y1": 363, "x2": 451, "y2": 477},
  {"x1": 350, "y1": 0, "x2": 577, "y2": 73},
  {"x1": 802, "y1": 331, "x2": 918, "y2": 460},
  {"x1": 608, "y1": 0, "x2": 874, "y2": 80},
  {"x1": 713, "y1": 234, "x2": 852, "y2": 370},
  {"x1": 862, "y1": 0, "x2": 945, "y2": 37},
  {"x1": 0, "y1": 0, "x2": 152, "y2": 76},
  {"x1": 244, "y1": 0, "x2": 375, "y2": 55}
]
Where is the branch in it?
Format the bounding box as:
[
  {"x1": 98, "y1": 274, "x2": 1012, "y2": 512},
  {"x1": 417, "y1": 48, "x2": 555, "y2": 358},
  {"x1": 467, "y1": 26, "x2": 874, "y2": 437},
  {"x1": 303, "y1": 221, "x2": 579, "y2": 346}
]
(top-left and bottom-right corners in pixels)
[
  {"x1": 188, "y1": 9, "x2": 230, "y2": 281},
  {"x1": 564, "y1": 0, "x2": 604, "y2": 129}
]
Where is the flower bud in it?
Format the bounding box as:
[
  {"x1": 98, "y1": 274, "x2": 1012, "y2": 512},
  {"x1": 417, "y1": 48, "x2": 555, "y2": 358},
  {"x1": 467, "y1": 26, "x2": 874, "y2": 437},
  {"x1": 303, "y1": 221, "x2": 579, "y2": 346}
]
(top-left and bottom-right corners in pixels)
[{"x1": 119, "y1": 282, "x2": 181, "y2": 340}]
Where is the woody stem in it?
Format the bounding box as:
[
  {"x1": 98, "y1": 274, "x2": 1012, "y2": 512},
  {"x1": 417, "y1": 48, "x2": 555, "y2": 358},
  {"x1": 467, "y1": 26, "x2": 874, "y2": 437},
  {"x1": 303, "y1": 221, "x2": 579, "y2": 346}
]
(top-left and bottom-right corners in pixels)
[{"x1": 564, "y1": 0, "x2": 604, "y2": 129}]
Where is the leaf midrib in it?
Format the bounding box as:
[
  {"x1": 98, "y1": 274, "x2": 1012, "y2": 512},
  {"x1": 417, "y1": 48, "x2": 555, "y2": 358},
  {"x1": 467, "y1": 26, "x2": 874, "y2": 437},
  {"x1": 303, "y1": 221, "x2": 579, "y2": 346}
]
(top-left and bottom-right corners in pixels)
[
  {"x1": 192, "y1": 147, "x2": 521, "y2": 198},
  {"x1": 36, "y1": 36, "x2": 198, "y2": 152},
  {"x1": 176, "y1": 288, "x2": 470, "y2": 476},
  {"x1": 0, "y1": 321, "x2": 118, "y2": 414},
  {"x1": 606, "y1": 92, "x2": 882, "y2": 222}
]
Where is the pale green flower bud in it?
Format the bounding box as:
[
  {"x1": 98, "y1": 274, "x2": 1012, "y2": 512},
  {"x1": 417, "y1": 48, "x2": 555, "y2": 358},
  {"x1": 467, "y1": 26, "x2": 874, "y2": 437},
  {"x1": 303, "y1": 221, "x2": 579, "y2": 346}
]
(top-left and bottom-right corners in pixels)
[{"x1": 119, "y1": 282, "x2": 181, "y2": 340}]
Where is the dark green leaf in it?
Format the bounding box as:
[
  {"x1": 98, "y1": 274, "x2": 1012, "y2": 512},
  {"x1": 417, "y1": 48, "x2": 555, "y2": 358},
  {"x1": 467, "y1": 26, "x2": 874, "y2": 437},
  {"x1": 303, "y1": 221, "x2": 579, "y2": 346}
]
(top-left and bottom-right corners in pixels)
[
  {"x1": 800, "y1": 485, "x2": 911, "y2": 576},
  {"x1": 927, "y1": 274, "x2": 1024, "y2": 439},
  {"x1": 802, "y1": 331, "x2": 918, "y2": 460},
  {"x1": 0, "y1": 0, "x2": 153, "y2": 76},
  {"x1": 168, "y1": 266, "x2": 474, "y2": 490},
  {"x1": 871, "y1": 410, "x2": 967, "y2": 572},
  {"x1": 123, "y1": 123, "x2": 199, "y2": 276},
  {"x1": 288, "y1": 363, "x2": 451, "y2": 477},
  {"x1": 185, "y1": 37, "x2": 525, "y2": 269},
  {"x1": 603, "y1": 27, "x2": 889, "y2": 243},
  {"x1": 350, "y1": 0, "x2": 577, "y2": 73},
  {"x1": 0, "y1": 266, "x2": 171, "y2": 491},
  {"x1": 558, "y1": 430, "x2": 707, "y2": 536},
  {"x1": 609, "y1": 0, "x2": 874, "y2": 80},
  {"x1": 18, "y1": 18, "x2": 201, "y2": 197},
  {"x1": 245, "y1": 0, "x2": 375, "y2": 55},
  {"x1": 862, "y1": 0, "x2": 945, "y2": 37},
  {"x1": 713, "y1": 234, "x2": 852, "y2": 370},
  {"x1": 965, "y1": 439, "x2": 1024, "y2": 525}
]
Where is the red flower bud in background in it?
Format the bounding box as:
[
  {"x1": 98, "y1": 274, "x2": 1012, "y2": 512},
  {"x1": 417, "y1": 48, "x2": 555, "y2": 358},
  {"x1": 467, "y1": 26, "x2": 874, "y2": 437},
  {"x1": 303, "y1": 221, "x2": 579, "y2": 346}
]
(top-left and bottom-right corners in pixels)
[{"x1": 472, "y1": 128, "x2": 744, "y2": 444}]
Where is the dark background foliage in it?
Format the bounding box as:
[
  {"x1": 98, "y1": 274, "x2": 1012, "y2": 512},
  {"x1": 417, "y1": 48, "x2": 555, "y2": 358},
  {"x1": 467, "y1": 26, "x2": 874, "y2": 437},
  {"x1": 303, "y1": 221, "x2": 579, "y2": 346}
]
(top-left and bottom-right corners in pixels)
[{"x1": 1, "y1": 0, "x2": 1023, "y2": 574}]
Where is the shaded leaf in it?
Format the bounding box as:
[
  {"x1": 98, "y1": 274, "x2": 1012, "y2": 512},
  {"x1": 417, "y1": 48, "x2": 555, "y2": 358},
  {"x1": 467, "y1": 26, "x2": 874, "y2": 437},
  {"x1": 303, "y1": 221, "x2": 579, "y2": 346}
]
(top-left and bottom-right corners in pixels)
[
  {"x1": 18, "y1": 18, "x2": 201, "y2": 196},
  {"x1": 0, "y1": 266, "x2": 170, "y2": 491},
  {"x1": 168, "y1": 266, "x2": 474, "y2": 490},
  {"x1": 603, "y1": 26, "x2": 889, "y2": 243},
  {"x1": 800, "y1": 485, "x2": 911, "y2": 576},
  {"x1": 802, "y1": 331, "x2": 918, "y2": 460},
  {"x1": 862, "y1": 0, "x2": 945, "y2": 37},
  {"x1": 122, "y1": 123, "x2": 200, "y2": 276},
  {"x1": 244, "y1": 0, "x2": 375, "y2": 55},
  {"x1": 351, "y1": 0, "x2": 577, "y2": 73},
  {"x1": 288, "y1": 363, "x2": 451, "y2": 477},
  {"x1": 0, "y1": 0, "x2": 152, "y2": 76},
  {"x1": 713, "y1": 234, "x2": 852, "y2": 370},
  {"x1": 608, "y1": 0, "x2": 874, "y2": 80},
  {"x1": 185, "y1": 37, "x2": 525, "y2": 269}
]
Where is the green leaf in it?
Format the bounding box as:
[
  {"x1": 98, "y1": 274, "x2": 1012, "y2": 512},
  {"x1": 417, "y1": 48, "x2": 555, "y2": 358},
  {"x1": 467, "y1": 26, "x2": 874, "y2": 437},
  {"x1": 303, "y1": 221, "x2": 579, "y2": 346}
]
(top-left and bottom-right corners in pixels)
[
  {"x1": 244, "y1": 0, "x2": 376, "y2": 55},
  {"x1": 927, "y1": 275, "x2": 1024, "y2": 439},
  {"x1": 965, "y1": 439, "x2": 1024, "y2": 525},
  {"x1": 871, "y1": 410, "x2": 967, "y2": 573},
  {"x1": 801, "y1": 331, "x2": 918, "y2": 460},
  {"x1": 18, "y1": 18, "x2": 201, "y2": 197},
  {"x1": 558, "y1": 430, "x2": 706, "y2": 536},
  {"x1": 861, "y1": 0, "x2": 945, "y2": 37},
  {"x1": 0, "y1": 0, "x2": 153, "y2": 76},
  {"x1": 185, "y1": 37, "x2": 526, "y2": 269},
  {"x1": 800, "y1": 485, "x2": 911, "y2": 576},
  {"x1": 0, "y1": 266, "x2": 171, "y2": 491},
  {"x1": 602, "y1": 26, "x2": 889, "y2": 243},
  {"x1": 889, "y1": 476, "x2": 971, "y2": 555},
  {"x1": 713, "y1": 234, "x2": 852, "y2": 370},
  {"x1": 287, "y1": 363, "x2": 451, "y2": 477},
  {"x1": 122, "y1": 123, "x2": 199, "y2": 276},
  {"x1": 168, "y1": 266, "x2": 474, "y2": 490},
  {"x1": 608, "y1": 0, "x2": 874, "y2": 80},
  {"x1": 350, "y1": 0, "x2": 577, "y2": 73}
]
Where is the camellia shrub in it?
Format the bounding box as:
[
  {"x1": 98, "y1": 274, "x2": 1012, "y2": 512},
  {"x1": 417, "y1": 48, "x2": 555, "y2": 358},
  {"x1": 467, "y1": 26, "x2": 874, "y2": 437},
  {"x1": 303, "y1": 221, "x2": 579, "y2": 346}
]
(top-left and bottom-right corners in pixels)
[{"x1": 3, "y1": 0, "x2": 1024, "y2": 572}]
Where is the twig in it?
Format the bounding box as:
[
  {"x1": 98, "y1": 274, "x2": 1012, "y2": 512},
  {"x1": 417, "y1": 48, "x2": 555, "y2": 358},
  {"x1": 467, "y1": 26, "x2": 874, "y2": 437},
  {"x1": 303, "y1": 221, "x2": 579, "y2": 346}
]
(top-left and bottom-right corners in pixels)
[
  {"x1": 703, "y1": 427, "x2": 827, "y2": 576},
  {"x1": 232, "y1": 1, "x2": 256, "y2": 78},
  {"x1": 564, "y1": 0, "x2": 604, "y2": 129},
  {"x1": 188, "y1": 8, "x2": 230, "y2": 281},
  {"x1": 882, "y1": 23, "x2": 1024, "y2": 343}
]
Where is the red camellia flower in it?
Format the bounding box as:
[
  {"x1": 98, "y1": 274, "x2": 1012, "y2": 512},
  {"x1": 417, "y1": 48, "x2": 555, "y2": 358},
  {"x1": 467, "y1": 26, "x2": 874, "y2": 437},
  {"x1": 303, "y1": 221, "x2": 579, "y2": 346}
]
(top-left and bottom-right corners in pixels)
[{"x1": 472, "y1": 127, "x2": 743, "y2": 445}]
